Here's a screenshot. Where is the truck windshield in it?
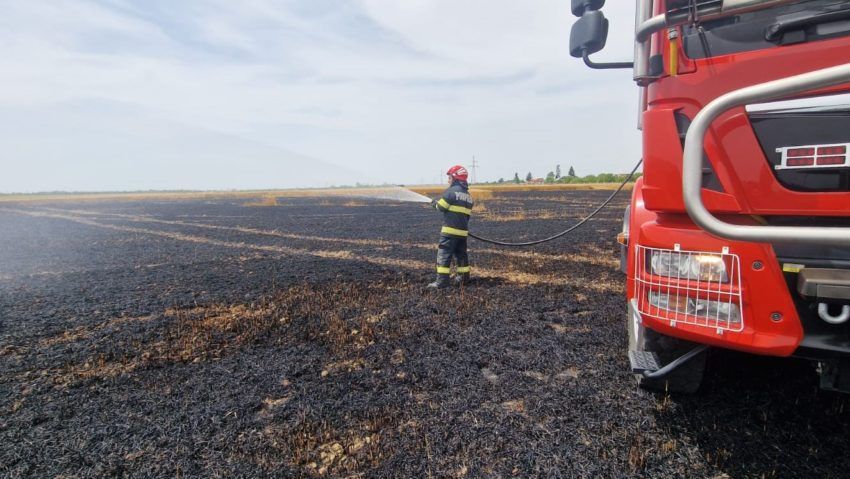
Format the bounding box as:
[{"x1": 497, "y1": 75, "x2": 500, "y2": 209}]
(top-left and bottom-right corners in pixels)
[{"x1": 682, "y1": 0, "x2": 850, "y2": 59}]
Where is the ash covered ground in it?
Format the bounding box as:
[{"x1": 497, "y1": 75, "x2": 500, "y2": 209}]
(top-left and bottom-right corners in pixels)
[{"x1": 1, "y1": 191, "x2": 849, "y2": 478}]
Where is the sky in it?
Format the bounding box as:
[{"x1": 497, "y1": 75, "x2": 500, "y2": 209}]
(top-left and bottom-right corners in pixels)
[{"x1": 0, "y1": 1, "x2": 640, "y2": 192}]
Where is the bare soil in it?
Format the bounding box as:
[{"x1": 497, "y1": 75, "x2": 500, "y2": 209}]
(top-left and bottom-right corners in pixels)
[{"x1": 1, "y1": 191, "x2": 848, "y2": 478}]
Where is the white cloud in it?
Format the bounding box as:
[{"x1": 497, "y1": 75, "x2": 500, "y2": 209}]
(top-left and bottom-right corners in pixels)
[{"x1": 0, "y1": 0, "x2": 639, "y2": 192}]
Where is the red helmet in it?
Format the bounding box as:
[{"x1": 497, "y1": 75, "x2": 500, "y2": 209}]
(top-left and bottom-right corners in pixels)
[{"x1": 447, "y1": 165, "x2": 468, "y2": 181}]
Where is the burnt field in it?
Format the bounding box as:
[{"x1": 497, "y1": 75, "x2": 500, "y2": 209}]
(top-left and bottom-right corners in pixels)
[{"x1": 1, "y1": 190, "x2": 849, "y2": 478}]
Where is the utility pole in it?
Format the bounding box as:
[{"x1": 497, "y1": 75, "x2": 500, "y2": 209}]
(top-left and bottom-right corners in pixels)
[{"x1": 471, "y1": 156, "x2": 479, "y2": 184}]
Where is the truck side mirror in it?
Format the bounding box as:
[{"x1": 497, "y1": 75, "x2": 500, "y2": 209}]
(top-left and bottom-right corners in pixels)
[
  {"x1": 571, "y1": 0, "x2": 605, "y2": 17},
  {"x1": 570, "y1": 10, "x2": 609, "y2": 58}
]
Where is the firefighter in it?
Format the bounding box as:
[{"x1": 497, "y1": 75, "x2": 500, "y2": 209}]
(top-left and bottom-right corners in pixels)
[{"x1": 428, "y1": 165, "x2": 474, "y2": 289}]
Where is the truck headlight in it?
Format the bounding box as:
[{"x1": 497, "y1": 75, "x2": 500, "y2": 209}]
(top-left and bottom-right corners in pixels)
[
  {"x1": 649, "y1": 250, "x2": 728, "y2": 283},
  {"x1": 649, "y1": 291, "x2": 742, "y2": 324}
]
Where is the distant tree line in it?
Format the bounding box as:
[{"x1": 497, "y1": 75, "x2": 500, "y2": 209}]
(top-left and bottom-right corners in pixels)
[{"x1": 491, "y1": 164, "x2": 641, "y2": 185}]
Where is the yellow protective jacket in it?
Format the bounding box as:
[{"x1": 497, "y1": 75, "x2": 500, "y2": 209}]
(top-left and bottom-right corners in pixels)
[{"x1": 434, "y1": 180, "x2": 473, "y2": 237}]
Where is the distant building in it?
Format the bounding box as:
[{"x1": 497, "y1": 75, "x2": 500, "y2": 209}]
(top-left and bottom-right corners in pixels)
[{"x1": 527, "y1": 178, "x2": 545, "y2": 185}]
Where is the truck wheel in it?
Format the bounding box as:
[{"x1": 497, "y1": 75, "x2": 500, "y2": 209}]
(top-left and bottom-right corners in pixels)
[{"x1": 628, "y1": 307, "x2": 706, "y2": 393}]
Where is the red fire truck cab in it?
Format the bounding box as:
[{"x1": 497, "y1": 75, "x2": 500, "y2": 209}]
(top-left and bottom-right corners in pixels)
[{"x1": 571, "y1": 0, "x2": 850, "y2": 392}]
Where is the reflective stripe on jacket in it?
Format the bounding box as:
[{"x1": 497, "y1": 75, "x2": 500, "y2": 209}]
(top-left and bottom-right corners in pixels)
[{"x1": 435, "y1": 181, "x2": 473, "y2": 236}]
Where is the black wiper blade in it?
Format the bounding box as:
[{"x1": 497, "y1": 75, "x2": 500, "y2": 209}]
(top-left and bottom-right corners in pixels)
[{"x1": 765, "y1": 7, "x2": 850, "y2": 43}]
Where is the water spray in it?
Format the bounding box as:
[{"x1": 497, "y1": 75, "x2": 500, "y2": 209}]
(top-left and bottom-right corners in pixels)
[
  {"x1": 307, "y1": 186, "x2": 432, "y2": 203},
  {"x1": 371, "y1": 186, "x2": 432, "y2": 204}
]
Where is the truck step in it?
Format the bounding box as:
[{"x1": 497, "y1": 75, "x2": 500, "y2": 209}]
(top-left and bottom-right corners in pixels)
[{"x1": 629, "y1": 350, "x2": 661, "y2": 374}]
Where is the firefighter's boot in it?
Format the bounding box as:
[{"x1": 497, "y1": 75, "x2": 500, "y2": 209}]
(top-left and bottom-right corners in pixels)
[
  {"x1": 453, "y1": 273, "x2": 470, "y2": 286},
  {"x1": 427, "y1": 275, "x2": 451, "y2": 289}
]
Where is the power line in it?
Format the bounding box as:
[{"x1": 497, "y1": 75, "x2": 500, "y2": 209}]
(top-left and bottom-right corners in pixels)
[{"x1": 471, "y1": 156, "x2": 479, "y2": 184}]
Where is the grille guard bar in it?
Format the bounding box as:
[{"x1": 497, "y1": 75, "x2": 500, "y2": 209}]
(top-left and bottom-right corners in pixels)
[{"x1": 682, "y1": 63, "x2": 850, "y2": 245}]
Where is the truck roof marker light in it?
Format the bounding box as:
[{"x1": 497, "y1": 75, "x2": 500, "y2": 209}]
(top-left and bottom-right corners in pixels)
[{"x1": 775, "y1": 143, "x2": 850, "y2": 170}]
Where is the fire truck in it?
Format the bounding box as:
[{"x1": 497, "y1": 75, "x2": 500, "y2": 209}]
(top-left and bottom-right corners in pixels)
[{"x1": 570, "y1": 0, "x2": 850, "y2": 393}]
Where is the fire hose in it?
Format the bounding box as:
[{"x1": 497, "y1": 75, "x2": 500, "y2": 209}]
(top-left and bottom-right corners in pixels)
[{"x1": 467, "y1": 159, "x2": 642, "y2": 247}]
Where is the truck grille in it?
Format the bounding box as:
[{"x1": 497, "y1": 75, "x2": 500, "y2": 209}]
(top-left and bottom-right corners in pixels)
[{"x1": 634, "y1": 245, "x2": 745, "y2": 334}]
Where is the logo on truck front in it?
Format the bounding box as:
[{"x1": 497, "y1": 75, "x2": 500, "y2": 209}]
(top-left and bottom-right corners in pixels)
[{"x1": 775, "y1": 143, "x2": 850, "y2": 170}]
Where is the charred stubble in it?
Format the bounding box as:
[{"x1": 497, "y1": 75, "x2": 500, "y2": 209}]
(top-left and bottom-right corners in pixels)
[{"x1": 1, "y1": 191, "x2": 849, "y2": 478}]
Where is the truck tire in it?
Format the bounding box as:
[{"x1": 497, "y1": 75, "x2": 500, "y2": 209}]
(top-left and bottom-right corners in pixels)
[{"x1": 628, "y1": 307, "x2": 706, "y2": 393}]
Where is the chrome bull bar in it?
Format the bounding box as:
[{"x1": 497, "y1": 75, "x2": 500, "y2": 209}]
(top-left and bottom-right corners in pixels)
[{"x1": 682, "y1": 62, "x2": 850, "y2": 245}]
